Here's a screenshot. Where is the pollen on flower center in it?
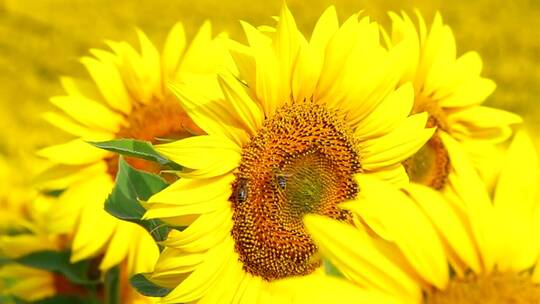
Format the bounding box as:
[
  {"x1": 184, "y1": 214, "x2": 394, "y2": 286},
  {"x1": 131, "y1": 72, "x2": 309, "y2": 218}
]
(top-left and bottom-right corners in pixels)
[
  {"x1": 425, "y1": 271, "x2": 540, "y2": 304},
  {"x1": 404, "y1": 96, "x2": 451, "y2": 189},
  {"x1": 106, "y1": 98, "x2": 202, "y2": 177},
  {"x1": 230, "y1": 102, "x2": 361, "y2": 281}
]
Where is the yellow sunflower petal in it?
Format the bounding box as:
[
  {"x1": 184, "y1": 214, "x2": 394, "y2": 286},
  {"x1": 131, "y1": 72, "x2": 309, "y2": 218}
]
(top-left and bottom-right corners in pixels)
[
  {"x1": 406, "y1": 183, "x2": 481, "y2": 273},
  {"x1": 154, "y1": 135, "x2": 241, "y2": 176},
  {"x1": 361, "y1": 164, "x2": 409, "y2": 188},
  {"x1": 99, "y1": 222, "x2": 136, "y2": 271},
  {"x1": 431, "y1": 51, "x2": 484, "y2": 103},
  {"x1": 304, "y1": 214, "x2": 422, "y2": 301},
  {"x1": 389, "y1": 11, "x2": 420, "y2": 85},
  {"x1": 290, "y1": 5, "x2": 338, "y2": 102},
  {"x1": 360, "y1": 113, "x2": 434, "y2": 170},
  {"x1": 353, "y1": 83, "x2": 414, "y2": 141},
  {"x1": 37, "y1": 139, "x2": 110, "y2": 165},
  {"x1": 243, "y1": 21, "x2": 285, "y2": 117},
  {"x1": 0, "y1": 265, "x2": 55, "y2": 301},
  {"x1": 346, "y1": 175, "x2": 449, "y2": 289},
  {"x1": 70, "y1": 175, "x2": 117, "y2": 263},
  {"x1": 136, "y1": 28, "x2": 162, "y2": 99},
  {"x1": 448, "y1": 106, "x2": 522, "y2": 142},
  {"x1": 80, "y1": 55, "x2": 132, "y2": 114},
  {"x1": 150, "y1": 248, "x2": 204, "y2": 288},
  {"x1": 50, "y1": 95, "x2": 124, "y2": 133},
  {"x1": 162, "y1": 208, "x2": 232, "y2": 253},
  {"x1": 271, "y1": 274, "x2": 402, "y2": 304},
  {"x1": 314, "y1": 13, "x2": 361, "y2": 101},
  {"x1": 177, "y1": 21, "x2": 214, "y2": 75},
  {"x1": 217, "y1": 73, "x2": 265, "y2": 135},
  {"x1": 493, "y1": 130, "x2": 540, "y2": 271},
  {"x1": 198, "y1": 254, "x2": 244, "y2": 304},
  {"x1": 0, "y1": 234, "x2": 58, "y2": 259},
  {"x1": 441, "y1": 132, "x2": 497, "y2": 272},
  {"x1": 417, "y1": 13, "x2": 455, "y2": 94},
  {"x1": 126, "y1": 226, "x2": 160, "y2": 275},
  {"x1": 170, "y1": 81, "x2": 250, "y2": 146},
  {"x1": 162, "y1": 22, "x2": 186, "y2": 82},
  {"x1": 145, "y1": 174, "x2": 233, "y2": 217},
  {"x1": 161, "y1": 240, "x2": 233, "y2": 303},
  {"x1": 43, "y1": 111, "x2": 113, "y2": 141}
]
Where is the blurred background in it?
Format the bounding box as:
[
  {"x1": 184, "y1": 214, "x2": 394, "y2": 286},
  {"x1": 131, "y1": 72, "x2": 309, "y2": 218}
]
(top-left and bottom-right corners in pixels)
[{"x1": 1, "y1": 0, "x2": 539, "y2": 165}]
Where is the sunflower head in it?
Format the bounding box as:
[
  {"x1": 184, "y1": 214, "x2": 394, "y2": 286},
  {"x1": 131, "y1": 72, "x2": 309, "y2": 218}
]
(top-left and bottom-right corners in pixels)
[
  {"x1": 144, "y1": 5, "x2": 435, "y2": 303},
  {"x1": 230, "y1": 101, "x2": 360, "y2": 280},
  {"x1": 386, "y1": 11, "x2": 522, "y2": 190},
  {"x1": 37, "y1": 21, "x2": 232, "y2": 278}
]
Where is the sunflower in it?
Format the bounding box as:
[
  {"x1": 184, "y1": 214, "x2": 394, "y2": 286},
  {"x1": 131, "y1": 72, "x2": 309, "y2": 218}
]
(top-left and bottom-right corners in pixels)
[
  {"x1": 305, "y1": 129, "x2": 540, "y2": 303},
  {"x1": 142, "y1": 5, "x2": 434, "y2": 303},
  {"x1": 0, "y1": 157, "x2": 60, "y2": 302},
  {"x1": 37, "y1": 22, "x2": 228, "y2": 275},
  {"x1": 385, "y1": 12, "x2": 522, "y2": 190},
  {"x1": 0, "y1": 156, "x2": 80, "y2": 302}
]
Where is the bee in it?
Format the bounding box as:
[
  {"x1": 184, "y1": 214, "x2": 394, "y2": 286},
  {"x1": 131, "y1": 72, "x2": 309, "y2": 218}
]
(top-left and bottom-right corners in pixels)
[
  {"x1": 272, "y1": 167, "x2": 292, "y2": 191},
  {"x1": 235, "y1": 177, "x2": 249, "y2": 204}
]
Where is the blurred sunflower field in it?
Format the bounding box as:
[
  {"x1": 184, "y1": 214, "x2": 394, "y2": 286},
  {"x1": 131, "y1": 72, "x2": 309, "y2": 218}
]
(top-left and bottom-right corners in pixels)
[{"x1": 1, "y1": 0, "x2": 539, "y2": 303}]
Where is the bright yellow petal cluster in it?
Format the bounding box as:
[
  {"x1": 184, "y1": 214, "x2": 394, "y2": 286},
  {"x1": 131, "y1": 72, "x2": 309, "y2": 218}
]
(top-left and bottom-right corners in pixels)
[
  {"x1": 4, "y1": 3, "x2": 533, "y2": 304},
  {"x1": 142, "y1": 5, "x2": 439, "y2": 303},
  {"x1": 37, "y1": 21, "x2": 230, "y2": 278},
  {"x1": 305, "y1": 130, "x2": 540, "y2": 303}
]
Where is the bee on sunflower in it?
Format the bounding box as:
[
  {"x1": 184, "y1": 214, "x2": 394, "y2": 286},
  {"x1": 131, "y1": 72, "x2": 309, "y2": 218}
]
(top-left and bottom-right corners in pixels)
[{"x1": 140, "y1": 5, "x2": 436, "y2": 303}]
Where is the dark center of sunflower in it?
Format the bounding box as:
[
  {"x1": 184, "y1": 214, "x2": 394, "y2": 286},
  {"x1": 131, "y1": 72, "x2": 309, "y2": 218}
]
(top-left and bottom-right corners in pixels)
[
  {"x1": 230, "y1": 102, "x2": 360, "y2": 281},
  {"x1": 105, "y1": 98, "x2": 202, "y2": 178},
  {"x1": 404, "y1": 96, "x2": 450, "y2": 189},
  {"x1": 425, "y1": 271, "x2": 540, "y2": 304}
]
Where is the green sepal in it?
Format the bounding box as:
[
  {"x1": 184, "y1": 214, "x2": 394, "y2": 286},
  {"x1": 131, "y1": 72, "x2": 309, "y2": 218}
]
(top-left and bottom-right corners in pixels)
[
  {"x1": 89, "y1": 138, "x2": 182, "y2": 170},
  {"x1": 104, "y1": 157, "x2": 170, "y2": 242},
  {"x1": 130, "y1": 273, "x2": 172, "y2": 297}
]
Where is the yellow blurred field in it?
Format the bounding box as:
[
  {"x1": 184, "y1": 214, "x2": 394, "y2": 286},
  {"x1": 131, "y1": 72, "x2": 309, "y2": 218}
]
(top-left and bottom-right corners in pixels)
[{"x1": 1, "y1": 0, "x2": 539, "y2": 159}]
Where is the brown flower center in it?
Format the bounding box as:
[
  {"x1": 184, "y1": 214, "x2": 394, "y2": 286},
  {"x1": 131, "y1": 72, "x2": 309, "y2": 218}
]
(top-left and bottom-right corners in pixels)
[
  {"x1": 425, "y1": 271, "x2": 540, "y2": 304},
  {"x1": 105, "y1": 98, "x2": 202, "y2": 178},
  {"x1": 230, "y1": 102, "x2": 360, "y2": 281},
  {"x1": 404, "y1": 96, "x2": 450, "y2": 189}
]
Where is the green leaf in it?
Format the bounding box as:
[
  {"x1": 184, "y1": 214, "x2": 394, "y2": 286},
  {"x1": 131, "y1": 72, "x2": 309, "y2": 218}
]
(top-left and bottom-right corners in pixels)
[
  {"x1": 130, "y1": 273, "x2": 172, "y2": 297},
  {"x1": 104, "y1": 157, "x2": 170, "y2": 241},
  {"x1": 104, "y1": 266, "x2": 120, "y2": 304},
  {"x1": 323, "y1": 259, "x2": 344, "y2": 278},
  {"x1": 89, "y1": 138, "x2": 182, "y2": 170},
  {"x1": 15, "y1": 250, "x2": 99, "y2": 285}
]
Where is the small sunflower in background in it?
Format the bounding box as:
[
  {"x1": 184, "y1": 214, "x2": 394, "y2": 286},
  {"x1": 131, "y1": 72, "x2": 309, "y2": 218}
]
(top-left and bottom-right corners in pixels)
[
  {"x1": 304, "y1": 129, "x2": 540, "y2": 303},
  {"x1": 0, "y1": 157, "x2": 99, "y2": 303},
  {"x1": 0, "y1": 157, "x2": 61, "y2": 302},
  {"x1": 385, "y1": 12, "x2": 522, "y2": 191},
  {"x1": 37, "y1": 21, "x2": 229, "y2": 278},
  {"x1": 142, "y1": 5, "x2": 436, "y2": 303}
]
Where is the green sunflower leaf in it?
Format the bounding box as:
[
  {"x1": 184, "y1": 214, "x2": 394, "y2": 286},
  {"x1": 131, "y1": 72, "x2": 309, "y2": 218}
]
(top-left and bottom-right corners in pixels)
[
  {"x1": 89, "y1": 138, "x2": 182, "y2": 170},
  {"x1": 104, "y1": 157, "x2": 170, "y2": 242},
  {"x1": 130, "y1": 273, "x2": 172, "y2": 297},
  {"x1": 15, "y1": 250, "x2": 99, "y2": 285}
]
